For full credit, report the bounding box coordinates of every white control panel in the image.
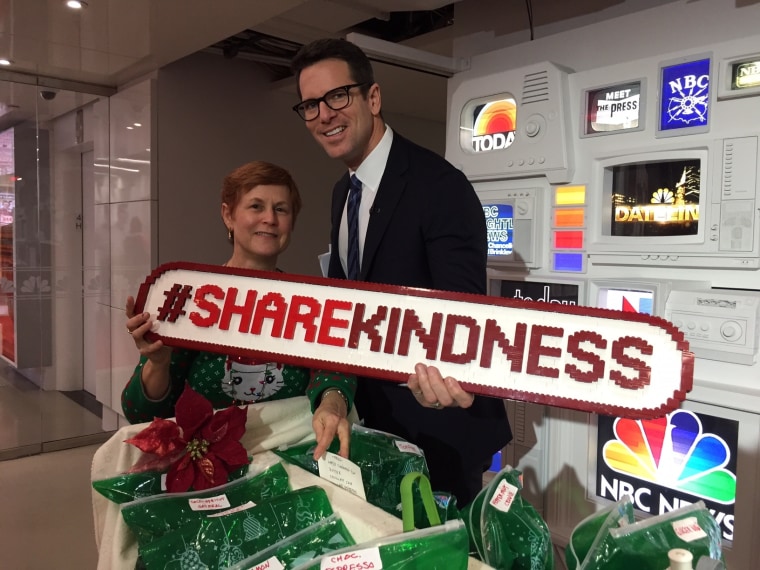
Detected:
[665,288,760,365]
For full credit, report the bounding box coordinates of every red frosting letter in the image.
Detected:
[610,336,652,389]
[190,284,223,328]
[348,304,387,351]
[526,325,563,379]
[283,295,321,342]
[250,292,287,338]
[479,319,527,371]
[317,299,352,347]
[397,310,442,360]
[440,315,480,364]
[219,287,257,332]
[565,330,606,383]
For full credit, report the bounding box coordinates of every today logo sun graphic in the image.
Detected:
[473,99,517,136]
[602,410,736,505]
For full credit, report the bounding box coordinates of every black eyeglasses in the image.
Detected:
[292,83,367,121]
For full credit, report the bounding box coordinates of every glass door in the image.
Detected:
[0,78,113,459]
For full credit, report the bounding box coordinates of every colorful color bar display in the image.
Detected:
[552,185,586,272]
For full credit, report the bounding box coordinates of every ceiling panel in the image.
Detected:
[2,0,747,127]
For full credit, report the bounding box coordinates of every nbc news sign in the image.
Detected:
[595,409,737,541]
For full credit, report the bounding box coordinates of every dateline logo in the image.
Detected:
[472,98,517,152]
[602,410,736,505]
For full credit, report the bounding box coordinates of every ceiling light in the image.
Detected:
[66,0,88,9]
[0,59,11,66]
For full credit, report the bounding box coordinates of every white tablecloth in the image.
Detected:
[90,396,491,569]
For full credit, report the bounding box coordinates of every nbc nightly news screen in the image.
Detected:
[484,204,514,256]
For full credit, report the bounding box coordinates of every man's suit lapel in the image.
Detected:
[361,136,409,280]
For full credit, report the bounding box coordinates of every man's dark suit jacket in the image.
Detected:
[327,132,512,486]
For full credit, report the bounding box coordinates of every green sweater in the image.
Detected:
[121,349,355,424]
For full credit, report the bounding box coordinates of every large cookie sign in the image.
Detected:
[135,262,693,419]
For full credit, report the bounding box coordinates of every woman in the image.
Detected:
[121,160,355,459]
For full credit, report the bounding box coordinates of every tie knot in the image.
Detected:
[350,174,362,193]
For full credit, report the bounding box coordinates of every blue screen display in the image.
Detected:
[659,58,710,133]
[484,204,514,256]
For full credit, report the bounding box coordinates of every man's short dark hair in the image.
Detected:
[291,38,375,99]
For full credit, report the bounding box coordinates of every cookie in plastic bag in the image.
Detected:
[461,465,553,570]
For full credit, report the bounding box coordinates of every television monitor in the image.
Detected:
[489,275,584,307]
[581,79,646,137]
[589,278,710,319]
[717,52,760,101]
[475,180,544,270]
[446,61,575,184]
[586,398,760,566]
[587,138,760,269]
[656,54,712,138]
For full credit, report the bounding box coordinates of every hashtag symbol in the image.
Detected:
[156,283,193,322]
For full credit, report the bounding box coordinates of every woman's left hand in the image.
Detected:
[312,392,351,460]
[407,363,475,410]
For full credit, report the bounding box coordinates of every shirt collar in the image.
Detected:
[350,125,393,191]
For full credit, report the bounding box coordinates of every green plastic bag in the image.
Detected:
[291,520,470,570]
[461,465,554,570]
[274,424,429,516]
[583,501,724,570]
[138,485,337,569]
[226,513,355,570]
[121,461,290,547]
[92,461,250,504]
[409,489,460,530]
[399,467,460,530]
[565,495,635,570]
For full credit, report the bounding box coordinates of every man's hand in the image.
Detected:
[407,363,475,410]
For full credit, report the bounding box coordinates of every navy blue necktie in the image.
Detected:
[347,174,362,280]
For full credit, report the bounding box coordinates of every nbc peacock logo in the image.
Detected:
[471,98,517,152]
[602,410,736,505]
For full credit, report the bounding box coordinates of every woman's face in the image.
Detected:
[223,184,294,268]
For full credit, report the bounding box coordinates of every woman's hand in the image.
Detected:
[311,390,351,460]
[126,295,171,365]
[407,363,475,410]
[126,295,172,399]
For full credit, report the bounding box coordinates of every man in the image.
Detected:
[291,38,511,506]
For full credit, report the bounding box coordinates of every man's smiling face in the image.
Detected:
[298,58,382,170]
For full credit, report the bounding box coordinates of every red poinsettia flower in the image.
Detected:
[125,384,249,492]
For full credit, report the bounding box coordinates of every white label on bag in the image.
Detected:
[320,547,382,570]
[394,440,423,455]
[489,479,519,513]
[207,501,256,518]
[188,494,231,511]
[160,473,167,491]
[318,452,367,501]
[250,557,285,570]
[673,516,708,542]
